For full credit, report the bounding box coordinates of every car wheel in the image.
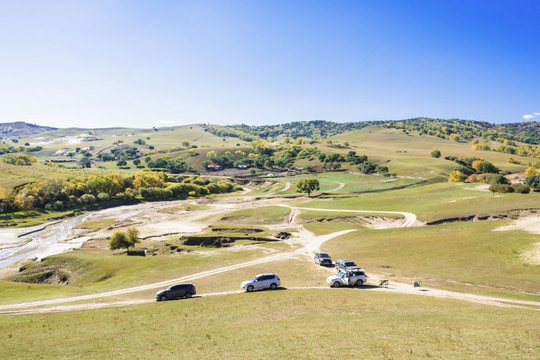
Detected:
[160,295,167,301]
[247,285,254,292]
[356,280,364,286]
[270,283,277,290]
[333,282,341,288]
[184,292,192,299]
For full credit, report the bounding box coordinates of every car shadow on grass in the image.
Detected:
[348,284,380,290]
[243,287,288,293]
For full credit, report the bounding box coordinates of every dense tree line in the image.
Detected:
[0,171,238,214]
[0,142,43,155]
[204,119,540,145]
[445,155,499,177]
[2,154,38,165]
[385,118,540,145]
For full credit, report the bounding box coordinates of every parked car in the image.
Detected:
[335,259,359,272]
[241,273,281,292]
[314,252,332,266]
[326,269,368,288]
[156,283,196,301]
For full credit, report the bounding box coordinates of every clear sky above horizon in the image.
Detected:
[1,0,539,128]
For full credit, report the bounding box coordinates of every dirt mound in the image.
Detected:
[11,263,73,285]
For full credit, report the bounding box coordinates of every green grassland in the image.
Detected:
[0,208,79,228]
[280,171,425,194]
[216,206,291,225]
[0,241,283,303]
[1,290,538,359]
[304,182,540,223]
[22,124,229,160]
[315,221,540,298]
[326,126,530,179]
[1,122,539,359]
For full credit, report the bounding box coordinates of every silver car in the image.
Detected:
[326,270,367,287]
[241,273,281,292]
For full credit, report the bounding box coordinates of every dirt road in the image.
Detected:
[0,193,538,315]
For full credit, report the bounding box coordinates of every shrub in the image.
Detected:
[109,232,129,250]
[97,193,110,202]
[139,187,172,199]
[430,150,441,158]
[489,184,513,194]
[484,174,509,185]
[524,175,540,191]
[79,194,96,204]
[465,174,480,183]
[448,171,467,182]
[511,183,530,194]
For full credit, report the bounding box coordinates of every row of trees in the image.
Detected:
[205,119,539,146]
[2,154,38,165]
[0,170,238,213]
[0,142,43,155]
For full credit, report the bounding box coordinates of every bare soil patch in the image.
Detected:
[494,214,540,265]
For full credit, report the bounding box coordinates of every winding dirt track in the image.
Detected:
[327,181,345,192]
[0,194,538,315]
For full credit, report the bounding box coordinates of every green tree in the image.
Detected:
[296,178,320,197]
[430,150,441,158]
[109,231,130,250]
[524,175,540,191]
[109,228,140,250]
[448,170,467,182]
[126,227,140,246]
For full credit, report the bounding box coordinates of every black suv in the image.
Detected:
[156,283,196,301]
[314,252,332,266]
[335,259,358,272]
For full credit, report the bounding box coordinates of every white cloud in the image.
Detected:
[522,113,540,120]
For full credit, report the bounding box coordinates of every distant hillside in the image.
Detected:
[0,121,57,138]
[205,118,540,145]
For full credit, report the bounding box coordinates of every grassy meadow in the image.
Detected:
[315,221,540,299]
[1,290,538,359]
[1,123,540,359]
[303,182,540,223]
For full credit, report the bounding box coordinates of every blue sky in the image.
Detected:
[0,0,539,128]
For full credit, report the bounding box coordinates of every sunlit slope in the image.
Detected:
[20,124,228,161]
[304,182,540,223]
[326,126,529,180]
[1,291,538,359]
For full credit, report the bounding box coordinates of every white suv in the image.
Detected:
[241,273,281,292]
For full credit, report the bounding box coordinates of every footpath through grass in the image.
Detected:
[0,290,538,359]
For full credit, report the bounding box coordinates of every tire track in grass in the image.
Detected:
[2,203,538,314]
